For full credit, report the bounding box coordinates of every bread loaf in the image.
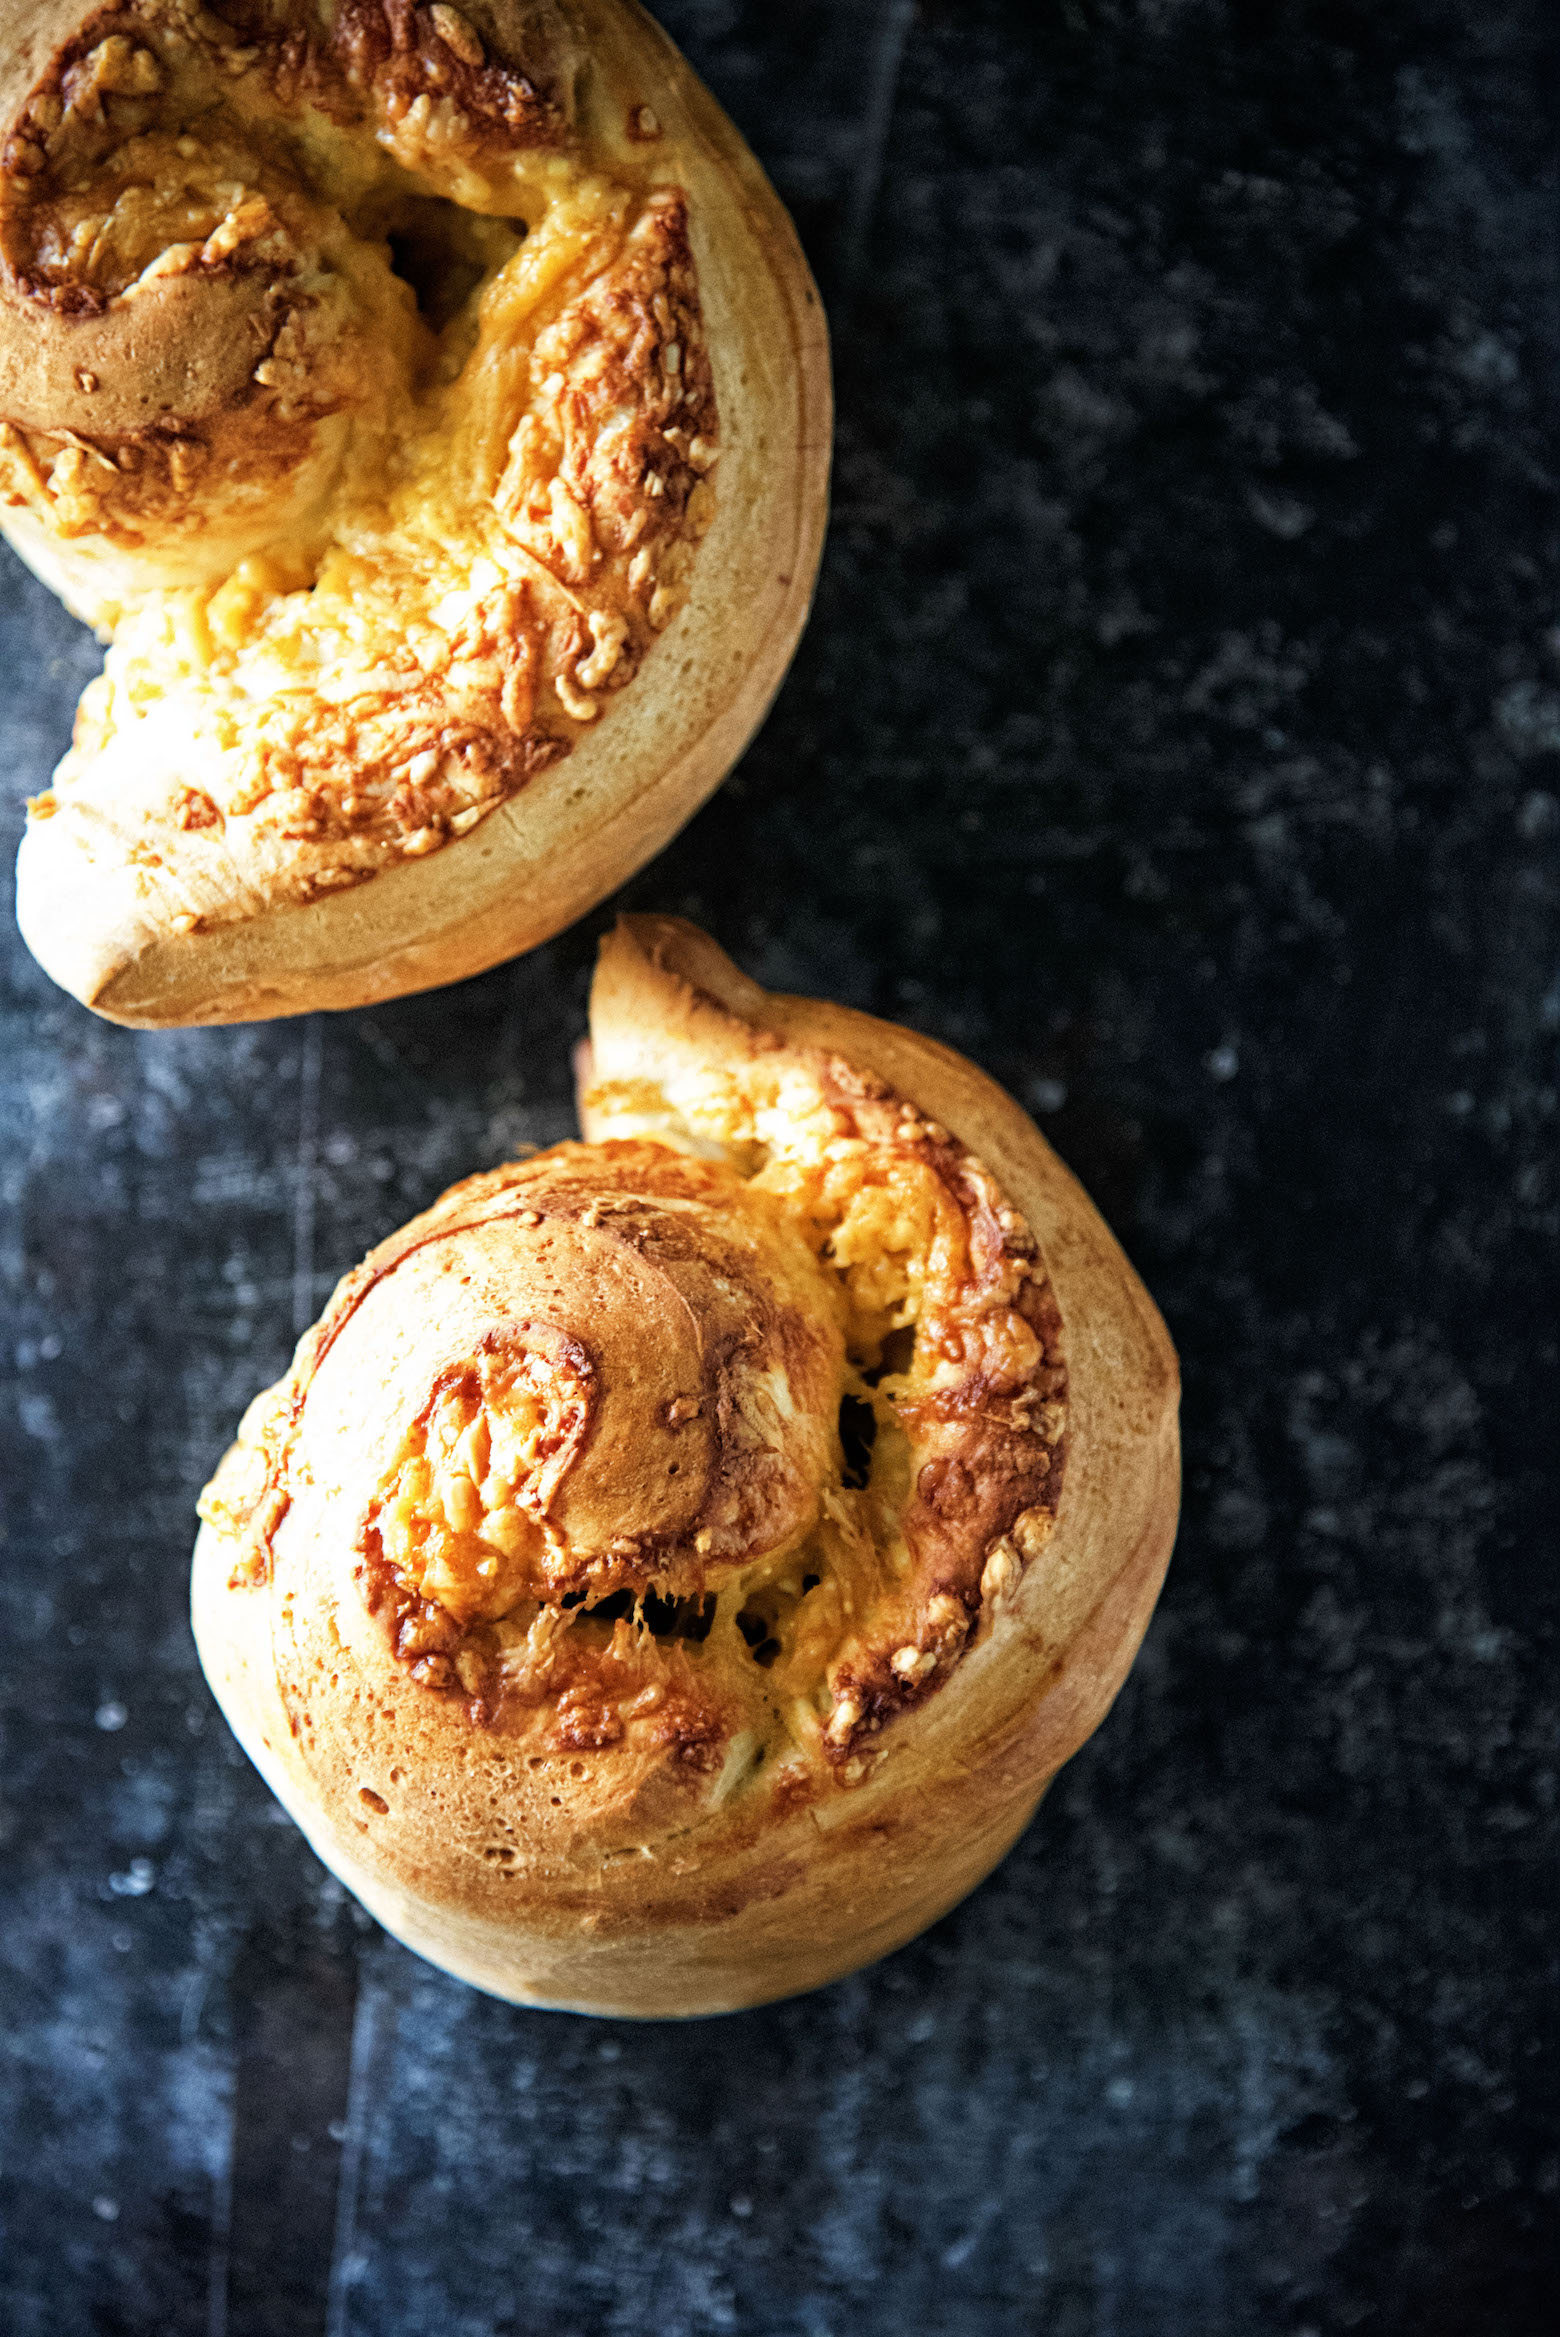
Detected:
[193,917,1180,2014]
[2,4,828,1023]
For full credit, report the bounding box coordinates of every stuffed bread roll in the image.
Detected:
[193,917,1180,2014]
[2,3,828,1023]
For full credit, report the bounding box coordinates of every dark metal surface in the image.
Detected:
[2,3,1556,2330]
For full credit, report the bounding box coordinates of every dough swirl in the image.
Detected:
[194,918,1179,2015]
[2,5,828,1022]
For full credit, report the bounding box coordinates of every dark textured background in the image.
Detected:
[2,2,1557,2330]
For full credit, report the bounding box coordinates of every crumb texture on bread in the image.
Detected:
[193,920,1179,2014]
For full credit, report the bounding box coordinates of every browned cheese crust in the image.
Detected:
[193,919,1180,2014]
[3,5,829,1021]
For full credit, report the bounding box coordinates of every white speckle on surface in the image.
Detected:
[1496,681,1560,759]
[1247,487,1315,539]
[19,1392,59,1440]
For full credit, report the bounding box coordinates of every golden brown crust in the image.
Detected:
[192,918,1180,2015]
[4,2,829,1022]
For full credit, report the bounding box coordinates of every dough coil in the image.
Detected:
[1,3,828,1023]
[194,916,1181,2014]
